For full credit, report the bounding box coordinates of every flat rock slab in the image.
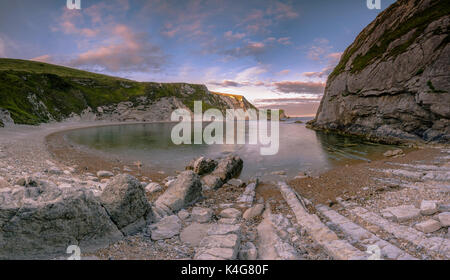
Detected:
[219,208,242,219]
[191,207,213,223]
[383,205,421,222]
[437,212,450,227]
[149,215,181,240]
[415,219,442,233]
[180,223,211,246]
[207,224,241,236]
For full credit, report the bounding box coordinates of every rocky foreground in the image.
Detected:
[0,123,449,260]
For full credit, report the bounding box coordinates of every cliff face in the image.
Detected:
[0,59,255,125]
[309,0,450,143]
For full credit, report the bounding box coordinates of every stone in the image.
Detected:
[191,207,213,223]
[219,208,242,219]
[415,219,442,233]
[420,200,438,215]
[208,224,241,236]
[149,215,182,240]
[438,212,450,227]
[243,204,265,220]
[154,171,202,212]
[201,175,223,190]
[384,205,421,222]
[227,179,245,188]
[383,149,404,157]
[211,156,243,182]
[145,182,162,194]
[239,242,258,260]
[180,223,211,246]
[97,171,114,178]
[0,182,123,259]
[99,174,153,235]
[218,218,239,224]
[196,248,235,260]
[186,157,217,175]
[177,209,190,220]
[200,234,240,250]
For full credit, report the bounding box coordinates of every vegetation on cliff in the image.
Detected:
[0,59,252,125]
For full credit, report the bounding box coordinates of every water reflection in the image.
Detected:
[66,119,392,180]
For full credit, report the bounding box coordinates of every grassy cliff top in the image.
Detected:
[0,58,238,125]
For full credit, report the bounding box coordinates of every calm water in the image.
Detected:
[65,118,394,181]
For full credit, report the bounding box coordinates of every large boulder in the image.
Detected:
[211,156,243,182]
[154,171,202,212]
[0,180,123,260]
[186,157,217,175]
[99,174,153,235]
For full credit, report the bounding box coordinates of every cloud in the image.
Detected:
[31,55,53,63]
[239,1,298,34]
[222,41,266,58]
[307,38,332,61]
[210,80,248,87]
[69,24,165,72]
[272,81,325,94]
[278,69,291,75]
[224,31,246,40]
[302,52,343,79]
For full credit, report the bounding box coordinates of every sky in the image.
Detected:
[0,0,396,116]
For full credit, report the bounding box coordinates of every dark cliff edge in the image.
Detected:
[308,0,449,144]
[0,58,256,126]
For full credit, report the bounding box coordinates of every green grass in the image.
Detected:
[0,59,234,125]
[329,0,450,80]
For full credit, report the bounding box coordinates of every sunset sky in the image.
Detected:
[0,0,396,116]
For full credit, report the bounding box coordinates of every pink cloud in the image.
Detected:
[272,81,325,94]
[70,24,165,72]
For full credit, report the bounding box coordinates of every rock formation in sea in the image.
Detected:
[308,0,449,143]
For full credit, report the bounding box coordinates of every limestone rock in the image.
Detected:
[219,208,242,219]
[415,219,442,233]
[438,212,450,227]
[97,171,114,178]
[0,182,123,259]
[191,207,213,223]
[149,215,181,240]
[211,156,243,182]
[308,0,450,143]
[186,157,217,175]
[420,200,438,215]
[154,171,202,212]
[201,175,223,190]
[383,205,421,222]
[99,174,153,235]
[145,182,162,194]
[180,223,211,246]
[243,204,265,220]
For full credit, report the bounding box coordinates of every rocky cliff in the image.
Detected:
[0,59,256,126]
[308,0,449,143]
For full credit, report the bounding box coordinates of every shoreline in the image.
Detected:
[1,121,449,260]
